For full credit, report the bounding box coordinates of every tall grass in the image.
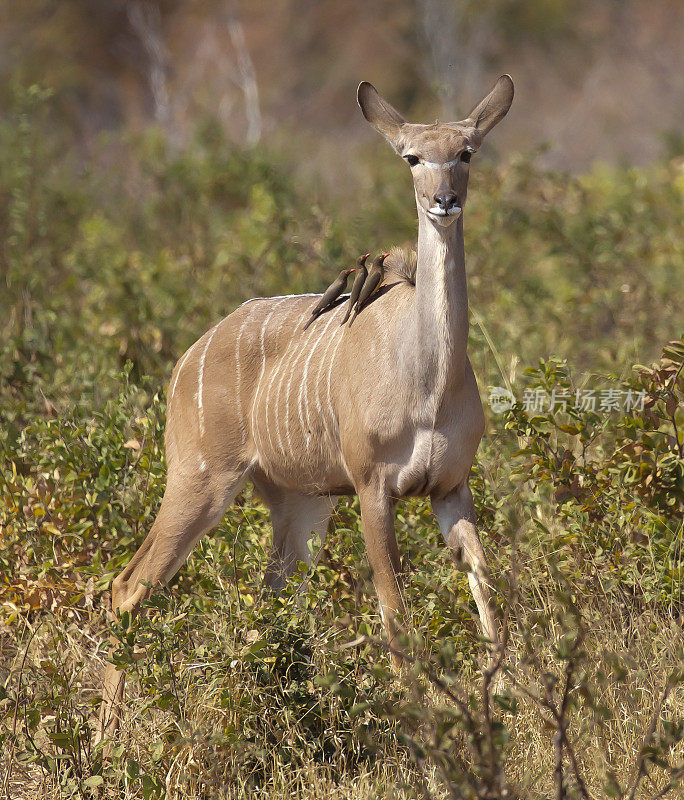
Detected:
[0,86,682,798]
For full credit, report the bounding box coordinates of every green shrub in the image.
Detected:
[1,84,682,798]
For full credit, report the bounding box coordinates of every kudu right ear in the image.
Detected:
[357,82,406,152]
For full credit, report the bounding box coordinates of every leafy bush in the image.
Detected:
[1,85,683,798]
[503,337,684,611]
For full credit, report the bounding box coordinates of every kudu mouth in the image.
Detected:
[425,204,463,226]
[415,191,464,226]
[419,188,464,226]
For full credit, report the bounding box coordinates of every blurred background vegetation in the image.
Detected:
[0,1,683,798]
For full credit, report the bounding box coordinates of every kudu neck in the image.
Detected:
[412,206,469,383]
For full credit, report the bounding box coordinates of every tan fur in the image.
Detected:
[384,246,417,286]
[97,75,514,744]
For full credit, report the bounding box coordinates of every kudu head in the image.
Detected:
[358,76,514,228]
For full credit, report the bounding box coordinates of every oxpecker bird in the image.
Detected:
[303,266,356,330]
[348,252,388,326]
[340,253,369,325]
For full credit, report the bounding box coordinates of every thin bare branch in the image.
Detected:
[2,621,43,800]
[226,3,261,145]
[628,682,672,800]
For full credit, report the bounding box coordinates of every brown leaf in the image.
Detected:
[124,439,141,451]
[40,389,56,418]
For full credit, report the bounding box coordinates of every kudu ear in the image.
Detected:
[357,81,406,151]
[462,75,514,136]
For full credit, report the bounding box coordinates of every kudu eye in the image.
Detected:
[460,150,472,163]
[404,154,420,167]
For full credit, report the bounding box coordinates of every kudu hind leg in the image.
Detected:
[255,479,333,591]
[97,468,246,743]
[432,484,499,648]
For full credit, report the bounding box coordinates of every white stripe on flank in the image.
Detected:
[198,325,219,438]
[300,309,339,445]
[284,303,321,454]
[170,343,195,400]
[273,327,301,457]
[296,319,328,447]
[251,299,287,455]
[314,306,344,444]
[240,292,321,308]
[263,306,298,456]
[234,313,252,425]
[326,325,345,443]
[256,304,288,455]
[270,296,321,456]
[272,333,297,457]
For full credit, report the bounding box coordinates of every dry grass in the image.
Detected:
[2,519,682,800]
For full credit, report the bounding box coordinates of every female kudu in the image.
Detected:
[98,75,514,740]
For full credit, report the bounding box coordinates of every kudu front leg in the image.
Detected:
[432,484,499,649]
[357,485,404,666]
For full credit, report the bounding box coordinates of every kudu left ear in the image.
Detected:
[357,81,406,152]
[461,75,514,136]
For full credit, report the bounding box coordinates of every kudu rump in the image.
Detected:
[98,75,515,739]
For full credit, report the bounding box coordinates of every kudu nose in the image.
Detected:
[433,191,459,211]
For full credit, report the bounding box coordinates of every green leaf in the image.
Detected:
[349,701,371,717]
[126,759,140,781]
